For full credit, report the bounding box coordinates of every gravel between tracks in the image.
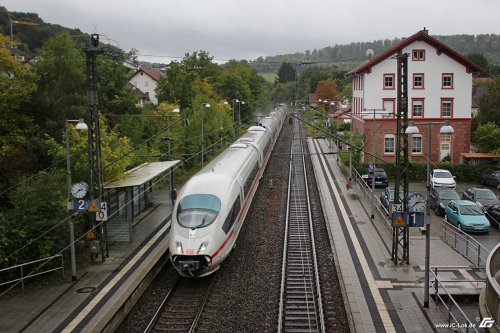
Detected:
[121,114,349,332]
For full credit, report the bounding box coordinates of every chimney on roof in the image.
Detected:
[422,27,428,34]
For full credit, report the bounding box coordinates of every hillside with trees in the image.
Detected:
[250,34,500,75]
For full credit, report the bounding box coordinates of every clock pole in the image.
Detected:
[65,119,88,281]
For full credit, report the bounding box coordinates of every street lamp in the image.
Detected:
[201,103,211,167]
[405,120,454,308]
[65,119,88,281]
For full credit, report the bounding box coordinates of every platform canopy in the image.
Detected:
[104,161,181,189]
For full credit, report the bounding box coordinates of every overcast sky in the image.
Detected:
[3,0,499,63]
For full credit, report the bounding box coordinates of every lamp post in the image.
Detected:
[349,110,353,179]
[65,119,88,281]
[201,103,211,167]
[405,120,454,308]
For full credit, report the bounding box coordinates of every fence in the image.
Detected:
[431,266,483,333]
[484,243,500,332]
[0,254,64,293]
[441,221,490,267]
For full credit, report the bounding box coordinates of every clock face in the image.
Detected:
[406,192,427,212]
[71,181,89,199]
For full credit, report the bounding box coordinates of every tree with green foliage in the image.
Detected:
[277,62,296,83]
[473,122,500,154]
[477,76,500,127]
[30,32,86,139]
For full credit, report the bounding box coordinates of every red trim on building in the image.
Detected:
[411,98,425,118]
[412,49,426,61]
[440,98,454,117]
[382,98,396,114]
[442,73,454,89]
[347,30,483,76]
[412,73,425,89]
[383,73,395,90]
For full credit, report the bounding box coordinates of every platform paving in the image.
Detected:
[308,138,485,333]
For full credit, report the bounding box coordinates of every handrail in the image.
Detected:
[484,243,500,331]
[431,266,480,332]
[441,220,490,267]
[0,254,64,292]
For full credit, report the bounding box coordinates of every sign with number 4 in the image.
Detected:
[96,202,107,221]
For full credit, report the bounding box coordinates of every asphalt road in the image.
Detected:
[372,180,499,252]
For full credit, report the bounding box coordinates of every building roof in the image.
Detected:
[104,161,182,188]
[347,29,484,76]
[129,67,163,82]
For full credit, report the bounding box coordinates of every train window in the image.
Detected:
[244,162,259,196]
[222,195,241,234]
[176,194,221,229]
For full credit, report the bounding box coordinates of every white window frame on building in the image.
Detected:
[383,73,395,90]
[384,134,395,154]
[412,49,425,61]
[412,98,424,117]
[413,73,425,89]
[441,98,453,117]
[411,134,423,154]
[442,73,454,89]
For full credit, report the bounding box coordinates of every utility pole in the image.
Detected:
[85,34,107,261]
[392,53,410,265]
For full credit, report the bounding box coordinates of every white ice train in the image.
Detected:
[169,105,287,277]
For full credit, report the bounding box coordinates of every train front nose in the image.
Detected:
[172,255,212,276]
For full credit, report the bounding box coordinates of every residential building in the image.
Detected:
[347,29,483,164]
[128,67,163,105]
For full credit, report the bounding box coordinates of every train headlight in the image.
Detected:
[197,241,209,255]
[175,241,184,254]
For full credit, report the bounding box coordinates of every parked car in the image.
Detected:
[481,170,500,189]
[461,187,500,210]
[362,165,388,188]
[485,203,500,228]
[444,200,490,233]
[379,187,404,213]
[430,169,456,189]
[429,188,460,216]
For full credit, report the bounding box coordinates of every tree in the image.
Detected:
[476,76,500,126]
[473,122,500,154]
[315,80,338,101]
[277,62,296,83]
[31,32,86,139]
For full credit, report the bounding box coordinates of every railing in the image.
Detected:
[441,220,490,267]
[484,243,500,332]
[431,266,482,333]
[0,254,64,292]
[349,166,393,231]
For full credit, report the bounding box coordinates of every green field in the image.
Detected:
[259,72,277,83]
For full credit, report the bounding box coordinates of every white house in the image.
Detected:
[347,29,483,164]
[128,67,163,105]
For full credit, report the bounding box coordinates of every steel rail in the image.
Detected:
[143,274,215,333]
[278,114,325,332]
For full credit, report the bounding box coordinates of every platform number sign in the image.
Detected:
[391,203,403,213]
[96,202,108,221]
[72,199,88,212]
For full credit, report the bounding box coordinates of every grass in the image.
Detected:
[259,72,277,84]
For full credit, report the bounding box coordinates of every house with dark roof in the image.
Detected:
[347,29,483,164]
[128,67,164,105]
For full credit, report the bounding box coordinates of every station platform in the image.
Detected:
[308,138,485,333]
[0,200,173,333]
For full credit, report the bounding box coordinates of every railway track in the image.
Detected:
[144,274,215,333]
[278,114,325,332]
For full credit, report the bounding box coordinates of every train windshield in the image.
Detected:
[176,194,221,229]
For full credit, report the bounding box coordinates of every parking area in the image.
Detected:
[369,180,500,252]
